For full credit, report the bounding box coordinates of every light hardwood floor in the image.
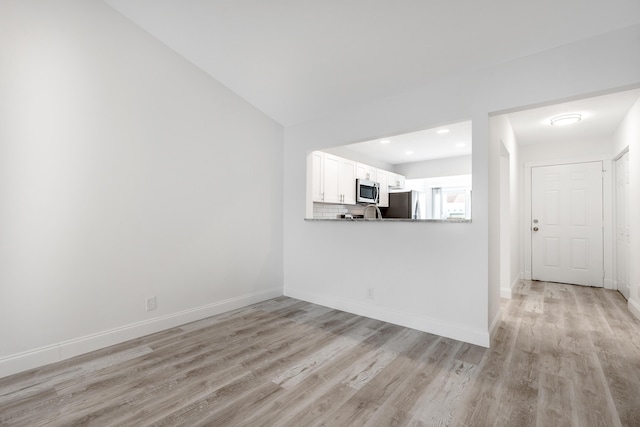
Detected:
[2,281,640,426]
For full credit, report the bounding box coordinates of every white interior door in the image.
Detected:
[616,152,630,299]
[531,162,603,286]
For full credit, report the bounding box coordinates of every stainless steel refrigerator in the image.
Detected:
[384,190,426,219]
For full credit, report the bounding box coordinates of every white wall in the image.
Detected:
[323,146,394,171]
[613,97,640,319]
[488,115,520,306]
[519,137,614,164]
[283,24,640,348]
[0,0,283,377]
[395,155,471,179]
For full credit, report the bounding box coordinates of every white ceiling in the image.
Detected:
[506,89,640,146]
[104,0,640,127]
[341,121,472,165]
[337,88,640,165]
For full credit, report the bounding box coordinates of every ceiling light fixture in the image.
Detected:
[405,150,414,155]
[437,129,450,134]
[550,114,581,126]
[379,139,391,144]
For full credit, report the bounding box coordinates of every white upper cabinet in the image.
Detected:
[376,169,389,207]
[313,152,356,205]
[311,151,324,202]
[388,172,405,189]
[312,151,403,206]
[356,163,377,182]
[340,158,357,205]
[323,153,342,203]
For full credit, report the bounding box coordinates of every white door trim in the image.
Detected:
[524,155,613,288]
[614,147,631,298]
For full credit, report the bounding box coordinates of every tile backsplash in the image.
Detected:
[313,203,372,219]
[313,203,349,219]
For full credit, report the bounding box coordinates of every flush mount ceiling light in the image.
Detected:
[405,150,414,155]
[550,114,582,126]
[437,129,450,134]
[379,139,391,144]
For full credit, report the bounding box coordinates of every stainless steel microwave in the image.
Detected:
[356,179,380,204]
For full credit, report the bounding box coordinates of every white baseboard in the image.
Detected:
[0,287,282,379]
[500,274,521,299]
[489,307,502,339]
[604,278,614,290]
[629,298,640,322]
[284,288,490,348]
[524,270,531,280]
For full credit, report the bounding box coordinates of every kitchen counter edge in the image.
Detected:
[304,218,472,223]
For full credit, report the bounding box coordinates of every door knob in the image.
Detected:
[533,227,539,231]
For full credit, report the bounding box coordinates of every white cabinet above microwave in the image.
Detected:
[356,163,377,182]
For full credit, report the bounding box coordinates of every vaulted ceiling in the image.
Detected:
[104,0,640,127]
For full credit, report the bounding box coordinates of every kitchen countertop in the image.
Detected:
[305,218,471,223]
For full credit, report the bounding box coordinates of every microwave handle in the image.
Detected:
[374,185,379,204]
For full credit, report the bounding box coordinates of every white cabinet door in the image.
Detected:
[311,151,324,202]
[377,169,389,207]
[323,153,341,204]
[312,153,356,205]
[341,159,357,205]
[388,172,405,189]
[357,163,377,182]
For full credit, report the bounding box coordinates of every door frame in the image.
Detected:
[523,155,613,288]
[614,146,630,297]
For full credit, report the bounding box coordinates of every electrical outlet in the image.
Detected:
[146,296,157,312]
[367,287,374,299]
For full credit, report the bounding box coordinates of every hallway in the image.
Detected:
[456,280,640,425]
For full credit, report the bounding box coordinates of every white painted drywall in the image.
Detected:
[0,0,283,377]
[519,137,614,164]
[488,115,520,305]
[394,155,472,179]
[323,146,394,171]
[284,25,640,347]
[613,97,640,319]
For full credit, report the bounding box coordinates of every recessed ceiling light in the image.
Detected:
[405,150,414,155]
[550,114,581,126]
[379,139,391,144]
[437,129,450,134]
[456,143,466,148]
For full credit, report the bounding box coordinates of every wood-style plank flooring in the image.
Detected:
[2,281,640,426]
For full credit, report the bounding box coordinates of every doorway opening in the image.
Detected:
[492,87,640,299]
[530,161,604,287]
